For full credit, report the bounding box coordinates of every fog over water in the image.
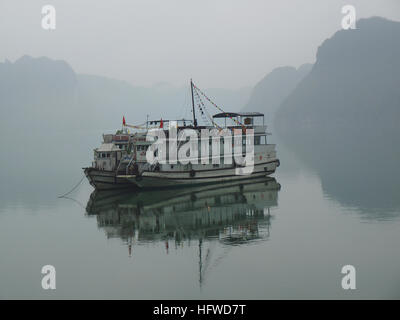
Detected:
[1,1,400,299]
[1,0,400,88]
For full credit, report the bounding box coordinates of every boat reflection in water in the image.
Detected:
[86,177,281,286]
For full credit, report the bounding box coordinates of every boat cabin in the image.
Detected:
[103,133,130,151]
[212,112,269,145]
[212,112,265,127]
[93,143,123,171]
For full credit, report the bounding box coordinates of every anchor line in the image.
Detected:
[57,175,85,198]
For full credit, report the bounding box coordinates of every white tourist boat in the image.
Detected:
[84,81,280,189]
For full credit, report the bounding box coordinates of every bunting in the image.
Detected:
[192,82,246,130]
[193,87,222,130]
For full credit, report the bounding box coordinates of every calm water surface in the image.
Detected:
[1,141,400,299]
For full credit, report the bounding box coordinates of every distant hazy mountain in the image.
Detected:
[242,64,312,123]
[274,17,400,216]
[77,75,251,129]
[0,55,250,132]
[0,55,250,201]
[276,17,400,131]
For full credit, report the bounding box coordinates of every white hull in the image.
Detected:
[119,160,279,189]
[85,159,279,190]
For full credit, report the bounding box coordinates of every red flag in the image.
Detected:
[123,116,126,126]
[160,118,163,128]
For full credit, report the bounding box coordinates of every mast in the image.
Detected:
[198,238,203,288]
[190,79,197,127]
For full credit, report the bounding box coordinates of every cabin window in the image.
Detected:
[107,153,110,158]
[261,136,267,145]
[137,145,148,151]
[254,136,261,145]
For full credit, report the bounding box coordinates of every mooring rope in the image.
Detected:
[57,175,85,198]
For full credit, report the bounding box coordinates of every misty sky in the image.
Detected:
[1,0,399,88]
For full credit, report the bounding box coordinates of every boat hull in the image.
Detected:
[85,160,279,190]
[84,167,134,190]
[120,160,279,189]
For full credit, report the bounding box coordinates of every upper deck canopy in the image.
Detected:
[212,112,264,118]
[96,143,121,152]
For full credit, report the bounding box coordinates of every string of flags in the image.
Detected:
[122,116,147,129]
[121,81,245,131]
[121,117,165,130]
[193,88,222,130]
[192,82,246,130]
